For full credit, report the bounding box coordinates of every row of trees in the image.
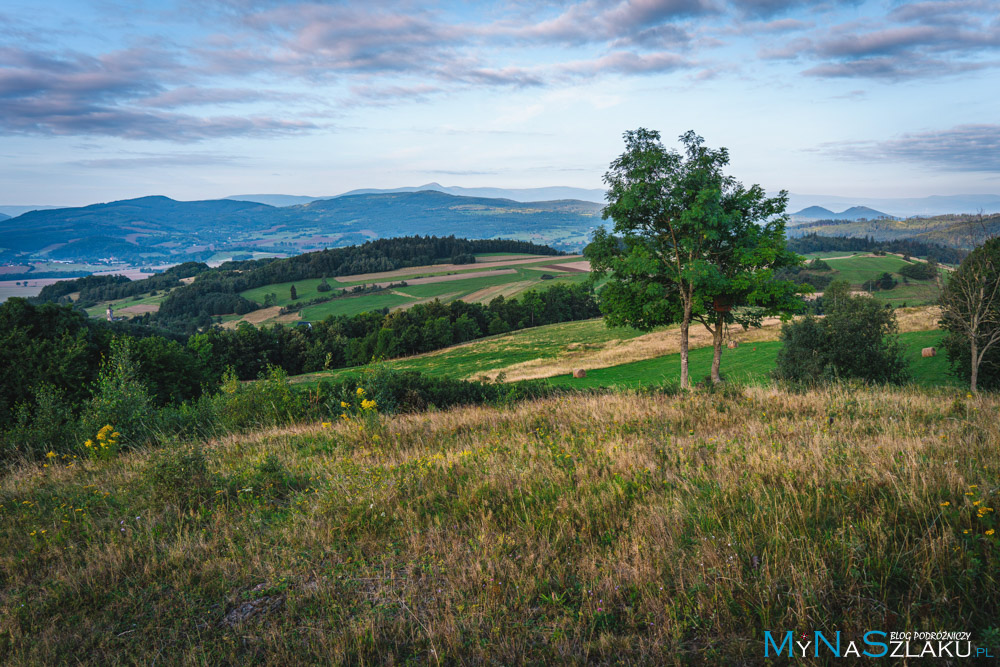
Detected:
[786,233,966,265]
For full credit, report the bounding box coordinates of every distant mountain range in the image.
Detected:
[784,193,1000,218]
[0,190,603,264]
[226,183,607,206]
[0,212,9,222]
[790,205,892,222]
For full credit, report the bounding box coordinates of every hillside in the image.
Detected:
[2,384,996,663]
[790,213,1000,249]
[294,306,945,387]
[0,191,604,265]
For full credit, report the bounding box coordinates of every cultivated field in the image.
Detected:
[1,385,996,663]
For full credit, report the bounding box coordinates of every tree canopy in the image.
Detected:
[586,128,803,387]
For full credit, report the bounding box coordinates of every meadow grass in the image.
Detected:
[1,384,997,663]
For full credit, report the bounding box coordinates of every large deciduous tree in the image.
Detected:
[941,237,1000,393]
[586,128,803,388]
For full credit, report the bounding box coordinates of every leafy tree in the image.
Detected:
[587,128,802,386]
[941,238,1000,392]
[775,281,908,384]
[316,277,332,293]
[290,284,298,300]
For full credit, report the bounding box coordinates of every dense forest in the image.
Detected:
[1,282,597,431]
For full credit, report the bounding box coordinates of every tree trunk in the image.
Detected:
[971,340,978,393]
[680,297,692,389]
[710,314,724,384]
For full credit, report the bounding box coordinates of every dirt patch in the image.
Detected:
[116,303,159,315]
[221,306,292,329]
[180,276,196,284]
[464,281,535,303]
[335,256,582,283]
[546,261,591,273]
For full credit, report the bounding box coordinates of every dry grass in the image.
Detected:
[1,384,997,664]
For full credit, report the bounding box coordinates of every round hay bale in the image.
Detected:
[572,368,587,379]
[726,341,739,349]
[921,347,936,358]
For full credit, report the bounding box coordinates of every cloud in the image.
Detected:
[824,124,1000,172]
[561,50,692,75]
[761,10,1000,80]
[0,46,319,141]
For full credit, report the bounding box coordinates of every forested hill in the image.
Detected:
[1,191,603,263]
[788,212,1000,249]
[34,236,565,329]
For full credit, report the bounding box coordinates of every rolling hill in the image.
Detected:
[0,191,604,264]
[0,212,9,222]
[789,213,1000,249]
[227,183,608,206]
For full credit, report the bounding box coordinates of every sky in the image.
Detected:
[1,0,999,206]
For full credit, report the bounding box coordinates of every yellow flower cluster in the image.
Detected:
[361,398,377,411]
[84,425,120,459]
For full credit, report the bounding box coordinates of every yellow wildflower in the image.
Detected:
[940,502,950,507]
[46,451,56,459]
[356,387,365,397]
[987,529,996,536]
[321,422,331,428]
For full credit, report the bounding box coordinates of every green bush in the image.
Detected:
[1,384,80,464]
[80,337,156,448]
[898,260,938,281]
[775,281,908,384]
[213,365,304,433]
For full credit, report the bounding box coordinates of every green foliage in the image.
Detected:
[807,258,832,271]
[1,384,80,463]
[898,260,938,281]
[80,338,156,448]
[587,128,803,385]
[775,281,909,384]
[941,238,1000,391]
[214,366,303,433]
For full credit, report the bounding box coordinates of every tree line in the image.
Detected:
[0,282,597,425]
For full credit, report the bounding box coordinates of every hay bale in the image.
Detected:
[726,341,739,349]
[572,368,587,379]
[921,347,936,358]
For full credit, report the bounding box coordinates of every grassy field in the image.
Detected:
[234,259,589,325]
[294,307,946,388]
[2,384,997,663]
[547,329,955,389]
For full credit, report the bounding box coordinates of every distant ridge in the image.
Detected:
[227,183,607,206]
[791,205,892,222]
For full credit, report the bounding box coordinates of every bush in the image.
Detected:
[213,366,304,433]
[80,338,156,448]
[898,260,938,281]
[1,384,80,464]
[775,281,908,384]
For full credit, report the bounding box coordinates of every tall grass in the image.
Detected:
[1,384,996,663]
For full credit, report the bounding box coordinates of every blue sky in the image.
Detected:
[1,0,999,206]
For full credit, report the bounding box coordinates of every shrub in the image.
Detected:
[80,337,156,448]
[0,384,80,464]
[899,261,937,281]
[775,281,908,384]
[213,366,303,433]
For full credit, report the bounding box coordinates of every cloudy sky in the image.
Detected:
[2,0,999,206]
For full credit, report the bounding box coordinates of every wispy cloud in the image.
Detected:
[824,124,1000,172]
